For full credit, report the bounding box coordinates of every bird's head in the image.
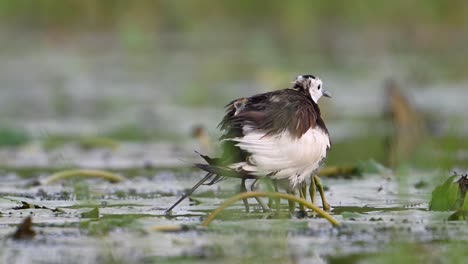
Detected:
[292,74,331,103]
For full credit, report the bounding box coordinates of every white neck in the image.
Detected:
[310,88,321,103]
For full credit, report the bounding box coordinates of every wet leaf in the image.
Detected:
[81,207,100,219]
[341,211,362,220]
[448,210,467,221]
[13,201,63,213]
[429,175,460,211]
[463,191,468,210]
[80,215,143,236]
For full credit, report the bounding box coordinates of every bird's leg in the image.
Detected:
[240,178,249,213]
[299,182,307,212]
[273,181,280,212]
[266,180,281,213]
[296,182,308,218]
[165,172,214,214]
[250,179,270,212]
[313,175,331,211]
[267,179,275,208]
[309,174,317,205]
[286,188,296,214]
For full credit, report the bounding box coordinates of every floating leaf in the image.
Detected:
[13,201,63,213]
[42,169,126,185]
[81,207,100,219]
[80,215,143,236]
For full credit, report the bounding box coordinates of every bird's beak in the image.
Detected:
[323,90,332,98]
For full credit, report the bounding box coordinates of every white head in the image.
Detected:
[292,74,331,103]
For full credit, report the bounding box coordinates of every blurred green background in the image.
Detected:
[0,0,467,168]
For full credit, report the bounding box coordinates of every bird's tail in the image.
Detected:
[165,172,215,214]
[195,163,254,179]
[165,153,256,213]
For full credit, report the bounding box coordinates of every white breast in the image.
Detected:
[228,126,330,188]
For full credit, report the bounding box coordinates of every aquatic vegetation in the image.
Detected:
[429,174,467,212]
[81,207,100,219]
[200,192,340,227]
[80,215,144,236]
[42,169,126,185]
[0,127,29,147]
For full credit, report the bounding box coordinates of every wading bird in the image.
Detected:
[166,74,332,213]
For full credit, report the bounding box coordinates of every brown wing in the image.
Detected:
[216,89,323,165]
[219,89,319,139]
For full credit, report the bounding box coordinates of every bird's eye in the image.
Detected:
[318,84,321,90]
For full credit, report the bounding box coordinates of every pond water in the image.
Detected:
[1,168,466,263]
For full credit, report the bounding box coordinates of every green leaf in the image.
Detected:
[462,191,468,211]
[81,207,99,219]
[429,175,460,211]
[448,193,468,221]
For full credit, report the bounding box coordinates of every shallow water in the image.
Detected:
[1,166,467,263]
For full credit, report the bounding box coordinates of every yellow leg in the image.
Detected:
[297,183,308,217]
[273,181,280,212]
[299,183,307,212]
[313,175,330,211]
[287,189,295,213]
[250,179,270,212]
[309,174,317,205]
[267,179,276,209]
[240,178,249,212]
